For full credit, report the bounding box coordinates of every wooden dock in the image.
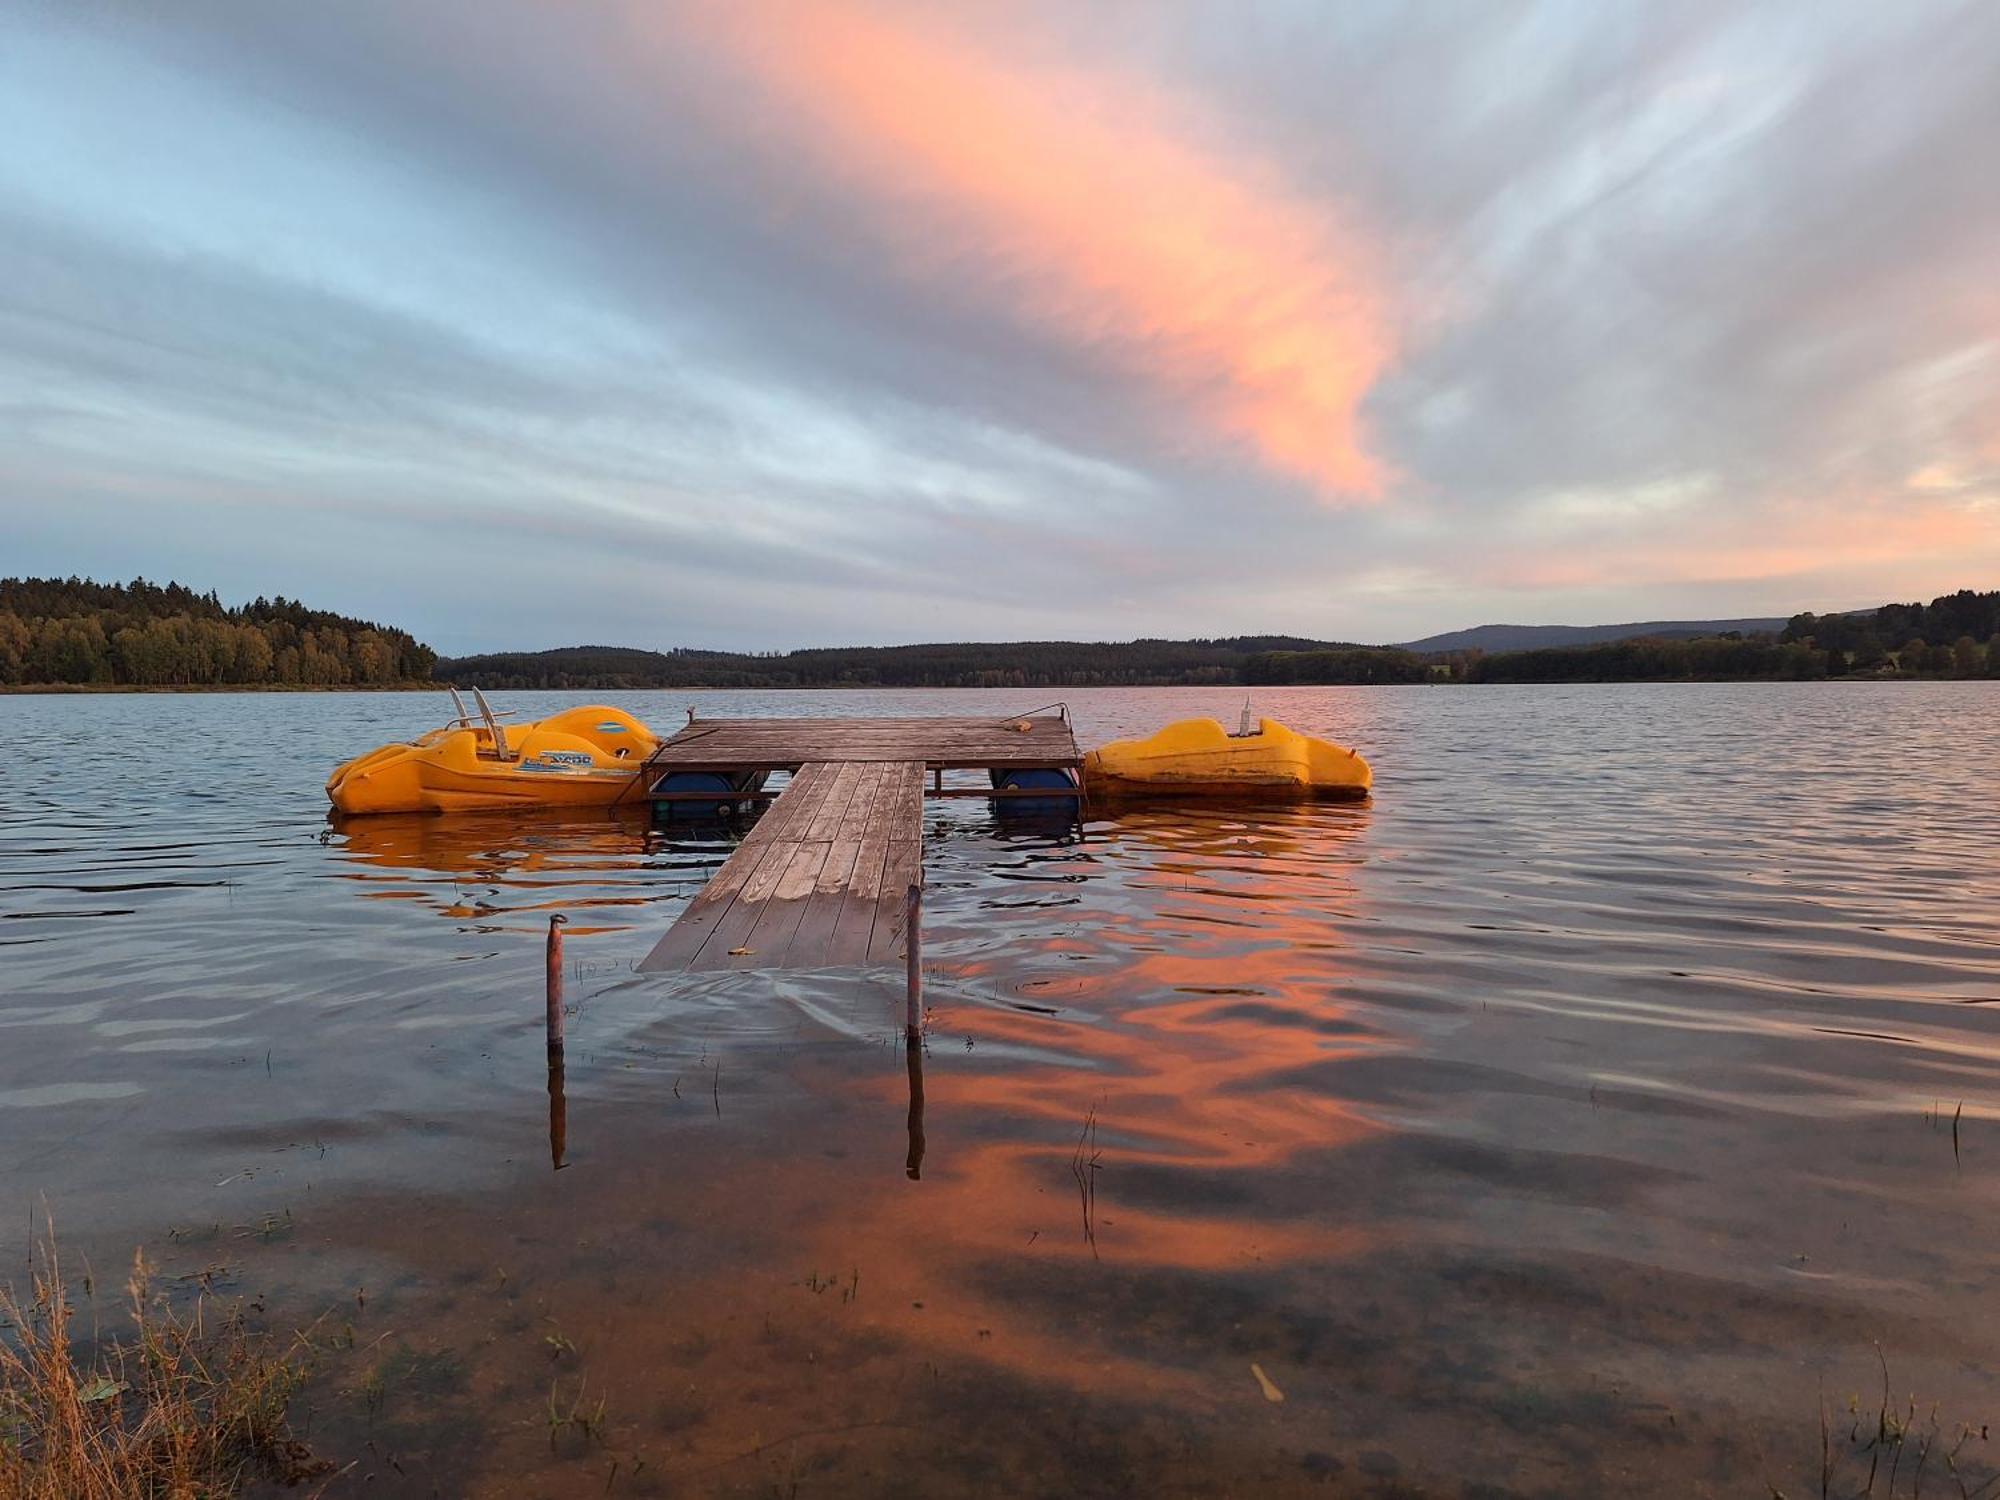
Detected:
[637,714,1080,977]
[642,714,1080,779]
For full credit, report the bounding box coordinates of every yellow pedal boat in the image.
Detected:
[1083,713,1371,799]
[327,690,660,815]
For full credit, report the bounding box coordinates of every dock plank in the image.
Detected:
[784,839,863,968]
[721,844,830,971]
[825,762,921,968]
[647,715,1079,774]
[637,765,828,970]
[801,761,861,844]
[868,833,924,965]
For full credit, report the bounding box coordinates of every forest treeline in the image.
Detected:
[1449,588,2000,684]
[1241,648,1430,685]
[8,578,1996,690]
[442,589,2000,689]
[0,577,437,687]
[435,637,1350,690]
[1780,589,1999,666]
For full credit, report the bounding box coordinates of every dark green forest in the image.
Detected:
[0,577,436,687]
[443,590,1997,689]
[435,636,1357,689]
[1470,636,1834,683]
[1241,648,1430,685]
[1779,589,2000,674]
[6,577,1995,690]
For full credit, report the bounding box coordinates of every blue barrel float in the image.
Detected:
[653,768,769,822]
[988,767,1083,820]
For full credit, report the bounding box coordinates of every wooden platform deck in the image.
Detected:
[637,760,925,973]
[645,714,1080,775]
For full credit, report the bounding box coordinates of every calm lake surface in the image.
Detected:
[4,683,1998,1497]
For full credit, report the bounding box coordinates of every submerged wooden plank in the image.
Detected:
[638,766,824,972]
[680,820,809,969]
[639,762,839,949]
[718,843,830,971]
[785,839,863,968]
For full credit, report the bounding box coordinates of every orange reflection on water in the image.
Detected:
[755,800,1387,1400]
[327,809,672,930]
[303,798,1398,1490]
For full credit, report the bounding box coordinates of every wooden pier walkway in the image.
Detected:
[637,714,1079,976]
[638,760,924,972]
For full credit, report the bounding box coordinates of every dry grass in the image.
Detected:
[0,1232,328,1498]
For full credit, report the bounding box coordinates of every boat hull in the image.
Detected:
[328,705,659,815]
[1082,717,1371,800]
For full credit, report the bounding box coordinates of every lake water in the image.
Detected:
[3,683,1998,1497]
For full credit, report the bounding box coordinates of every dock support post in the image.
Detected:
[545,913,568,1052]
[904,1031,925,1180]
[904,883,923,1040]
[547,1048,567,1170]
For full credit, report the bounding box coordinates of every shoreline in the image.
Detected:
[2,674,1979,695]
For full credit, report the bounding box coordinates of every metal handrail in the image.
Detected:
[431,687,518,732]
[470,685,514,760]
[1006,701,1070,724]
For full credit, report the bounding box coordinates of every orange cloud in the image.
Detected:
[650,2,1395,499]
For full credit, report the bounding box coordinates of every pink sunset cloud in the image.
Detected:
[645,0,1397,500]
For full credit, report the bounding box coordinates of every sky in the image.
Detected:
[1,1,1995,655]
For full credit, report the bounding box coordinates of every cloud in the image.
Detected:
[629,0,1396,500]
[0,1,1995,650]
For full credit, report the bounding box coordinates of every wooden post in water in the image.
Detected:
[547,1048,567,1171]
[904,882,923,1041]
[904,1032,925,1180]
[545,913,568,1052]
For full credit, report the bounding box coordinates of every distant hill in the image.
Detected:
[441,591,1998,690]
[1425,589,1996,683]
[1399,618,1789,653]
[437,636,1366,690]
[439,644,691,688]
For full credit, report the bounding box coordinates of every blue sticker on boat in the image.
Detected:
[596,722,626,733]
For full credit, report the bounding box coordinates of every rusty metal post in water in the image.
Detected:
[545,913,568,1052]
[904,883,922,1040]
